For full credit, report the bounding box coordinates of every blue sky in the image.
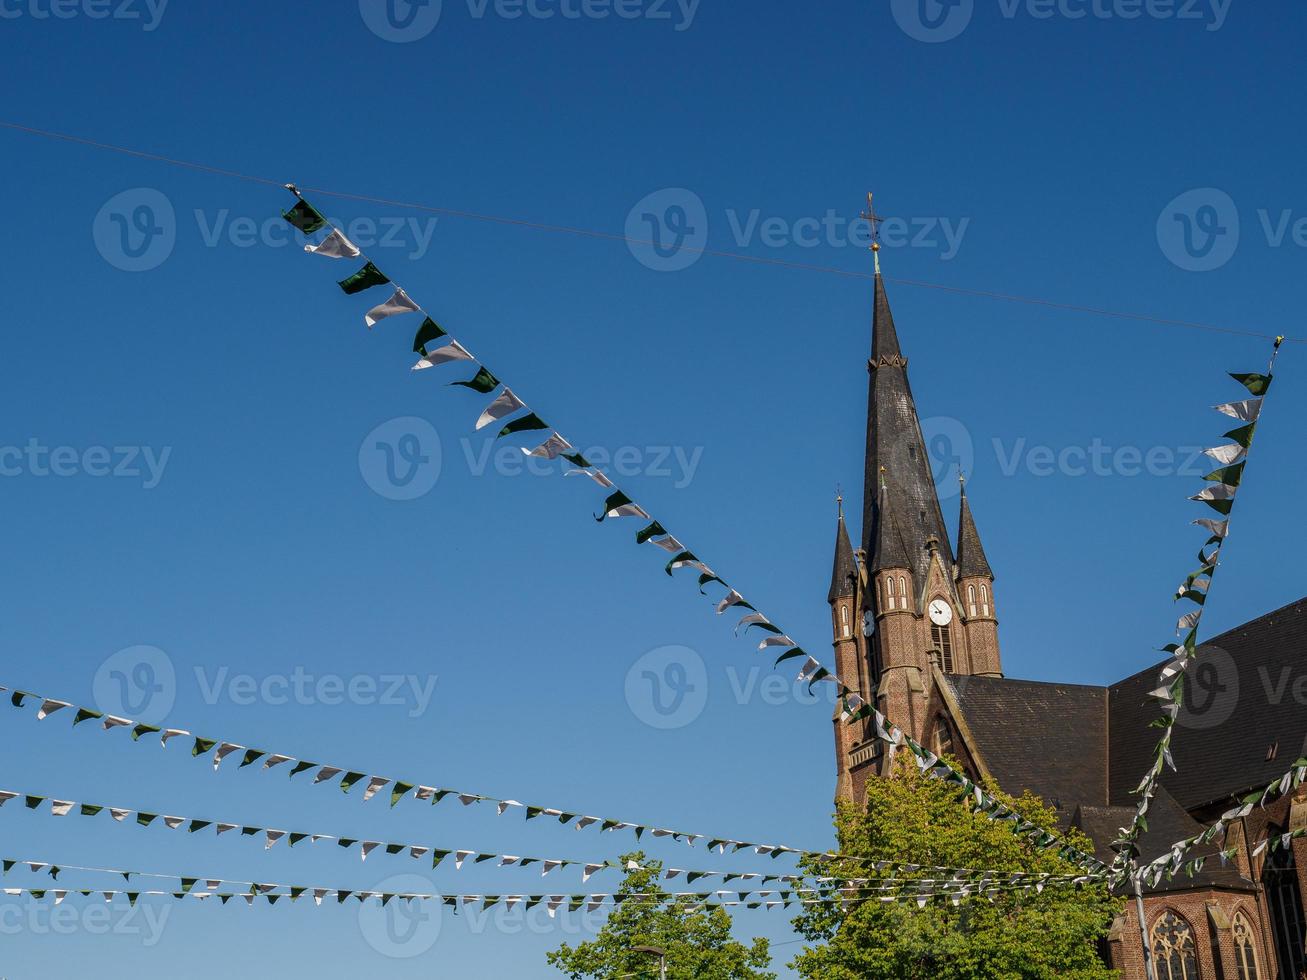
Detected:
[1,0,1304,975]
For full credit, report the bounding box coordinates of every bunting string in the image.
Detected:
[0,855,1098,912]
[0,683,896,867]
[278,188,1107,878]
[0,784,1068,886]
[1109,342,1284,884]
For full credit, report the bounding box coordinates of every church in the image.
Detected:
[826,266,1307,979]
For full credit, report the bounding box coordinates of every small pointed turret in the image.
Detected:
[828,493,858,604]
[956,479,994,580]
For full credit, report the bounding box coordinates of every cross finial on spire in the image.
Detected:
[959,470,967,493]
[836,484,844,518]
[861,192,885,274]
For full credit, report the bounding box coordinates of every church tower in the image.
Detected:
[830,205,1003,798]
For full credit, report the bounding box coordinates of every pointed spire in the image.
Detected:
[956,478,994,580]
[861,246,955,591]
[828,491,858,604]
[869,472,910,574]
[871,271,904,364]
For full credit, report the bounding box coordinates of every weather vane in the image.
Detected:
[861,192,885,273]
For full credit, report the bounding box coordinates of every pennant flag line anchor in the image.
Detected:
[275,187,1109,879]
[1110,341,1284,886]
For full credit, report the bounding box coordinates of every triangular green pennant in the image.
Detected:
[449,367,499,393]
[239,749,266,768]
[289,833,308,847]
[240,827,261,837]
[73,707,103,726]
[385,844,405,856]
[289,760,316,778]
[432,850,450,868]
[337,261,389,295]
[597,491,636,523]
[698,572,725,593]
[561,449,592,469]
[136,812,157,827]
[1224,423,1256,449]
[498,413,548,439]
[1230,372,1272,396]
[338,838,358,849]
[192,738,217,757]
[282,199,327,235]
[180,878,197,894]
[1204,462,1245,487]
[10,691,29,708]
[665,550,697,575]
[340,772,365,794]
[130,724,160,742]
[412,317,447,354]
[774,647,808,667]
[80,804,103,817]
[24,796,44,809]
[188,820,211,833]
[636,521,667,544]
[390,782,415,807]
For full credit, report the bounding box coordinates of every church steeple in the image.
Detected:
[861,266,956,599]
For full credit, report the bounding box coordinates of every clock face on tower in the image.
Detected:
[928,599,953,626]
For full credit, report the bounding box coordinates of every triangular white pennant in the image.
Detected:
[304,228,361,259]
[475,388,526,431]
[412,341,473,371]
[364,287,422,329]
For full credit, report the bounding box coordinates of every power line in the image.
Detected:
[1,119,1297,346]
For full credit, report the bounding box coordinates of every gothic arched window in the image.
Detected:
[967,584,977,616]
[1233,912,1261,980]
[980,583,990,616]
[840,604,851,639]
[1151,911,1199,980]
[899,576,908,609]
[933,716,954,758]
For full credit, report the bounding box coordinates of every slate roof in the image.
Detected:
[943,674,1109,809]
[943,671,1260,892]
[861,274,956,586]
[1108,596,1307,812]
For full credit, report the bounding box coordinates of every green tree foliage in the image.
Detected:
[547,852,775,979]
[790,755,1123,979]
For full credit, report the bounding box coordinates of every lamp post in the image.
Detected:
[631,944,667,980]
